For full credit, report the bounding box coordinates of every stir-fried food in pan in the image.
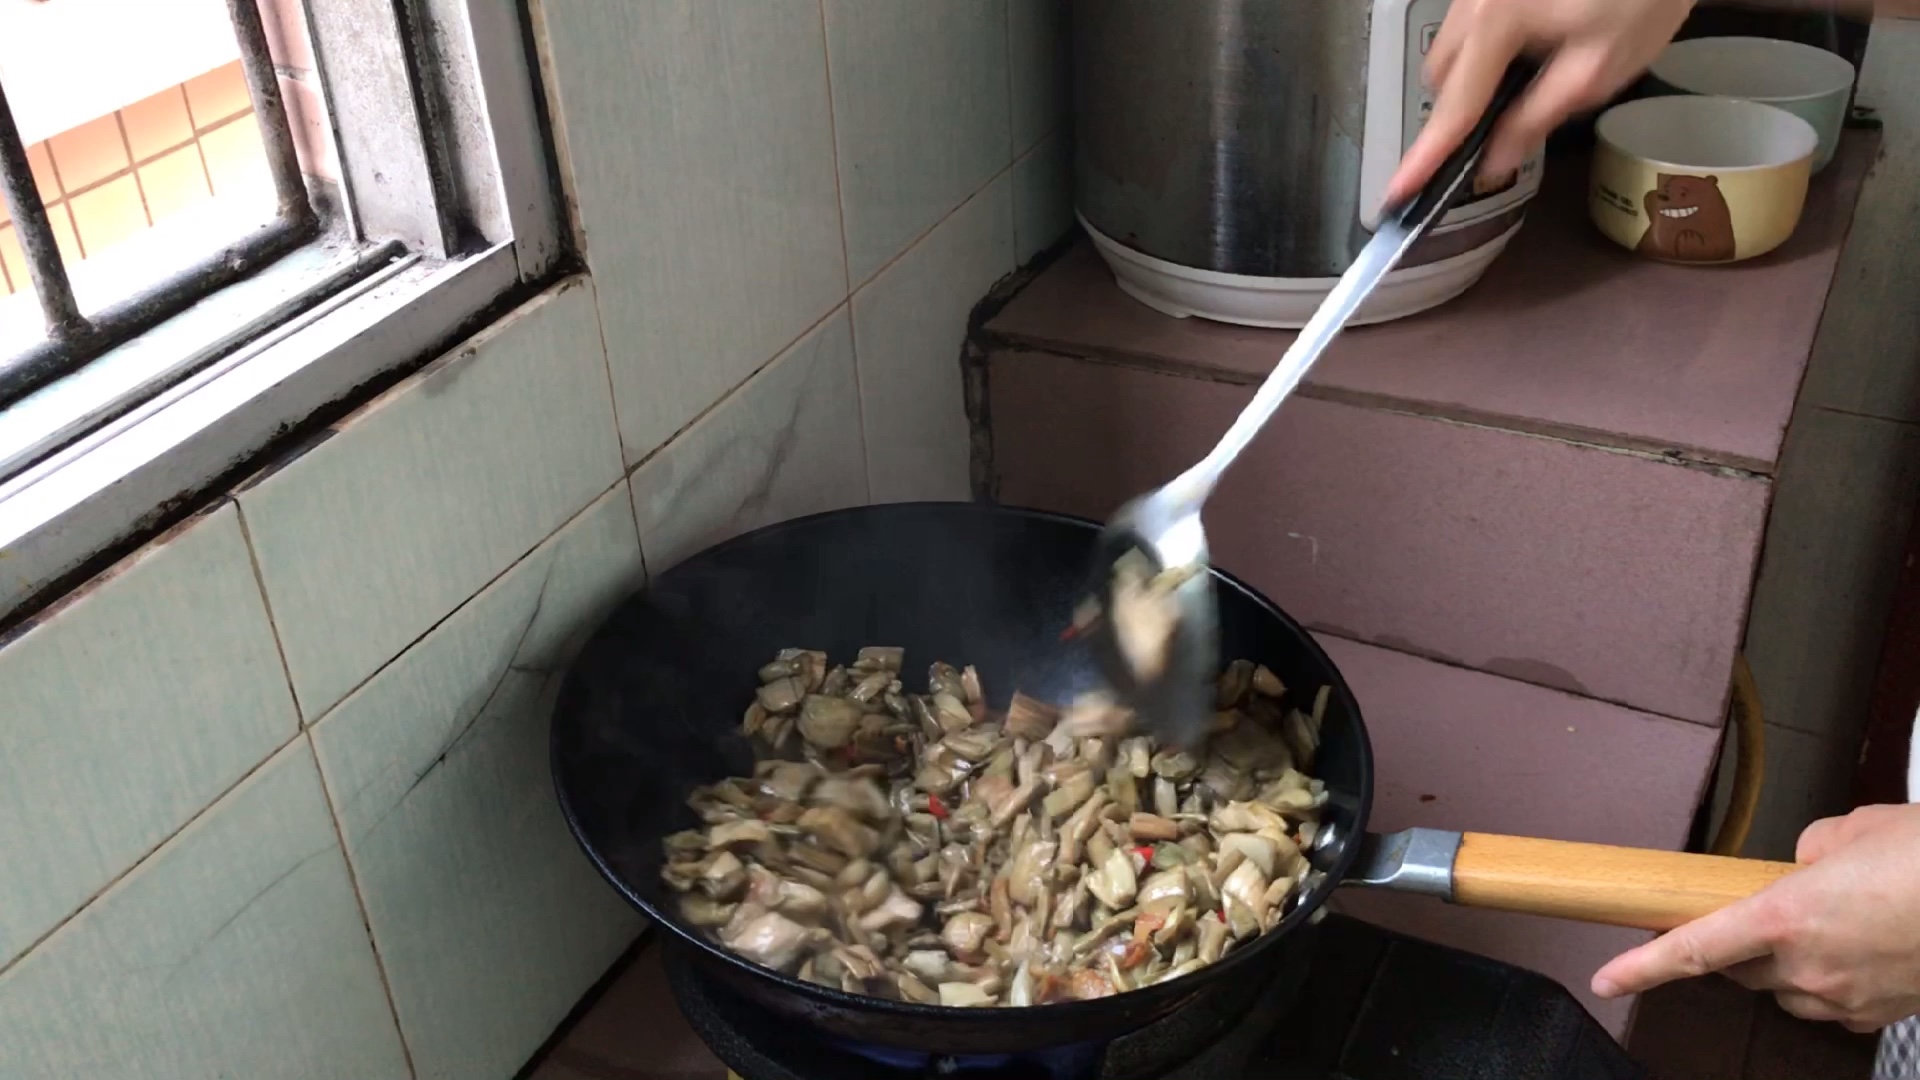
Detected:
[660,647,1330,1007]
[1072,548,1202,684]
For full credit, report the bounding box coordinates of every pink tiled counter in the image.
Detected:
[1318,635,1721,1037]
[985,135,1875,728]
[991,137,1874,473]
[989,348,1770,724]
[978,134,1880,1039]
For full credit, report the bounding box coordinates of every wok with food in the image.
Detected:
[552,503,1797,1054]
[662,646,1328,1007]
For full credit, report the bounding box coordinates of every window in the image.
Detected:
[0,0,317,404]
[0,0,562,611]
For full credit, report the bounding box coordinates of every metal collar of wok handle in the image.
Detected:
[1343,827,1463,900]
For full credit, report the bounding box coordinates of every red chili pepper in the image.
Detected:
[1214,909,1226,923]
[927,793,950,819]
[1133,845,1154,863]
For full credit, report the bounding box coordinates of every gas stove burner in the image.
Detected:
[665,931,1301,1080]
[823,1038,1104,1080]
[831,1043,1103,1080]
[660,915,1651,1080]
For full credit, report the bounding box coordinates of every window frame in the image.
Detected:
[0,0,319,404]
[0,0,567,619]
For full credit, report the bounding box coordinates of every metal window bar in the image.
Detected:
[0,0,319,407]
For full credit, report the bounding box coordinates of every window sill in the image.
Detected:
[0,239,521,617]
[0,218,383,481]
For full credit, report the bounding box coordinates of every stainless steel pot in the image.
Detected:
[1074,0,1541,281]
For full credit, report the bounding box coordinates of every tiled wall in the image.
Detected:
[0,2,1073,1078]
[537,0,1072,503]
[1719,17,1920,861]
[0,61,272,298]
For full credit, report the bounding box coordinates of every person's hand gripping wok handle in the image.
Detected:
[1592,803,1920,1033]
[1383,0,1698,207]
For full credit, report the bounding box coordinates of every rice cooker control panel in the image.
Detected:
[1405,3,1446,138]
[1361,0,1544,230]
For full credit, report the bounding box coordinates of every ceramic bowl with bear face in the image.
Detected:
[1590,95,1819,265]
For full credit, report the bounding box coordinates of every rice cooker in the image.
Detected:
[1074,0,1544,328]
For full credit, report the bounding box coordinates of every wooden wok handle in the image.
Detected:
[1452,833,1799,931]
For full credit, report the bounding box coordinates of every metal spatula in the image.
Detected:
[1087,62,1541,748]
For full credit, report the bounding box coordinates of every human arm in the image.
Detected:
[1384,0,1905,206]
[1590,802,1920,1032]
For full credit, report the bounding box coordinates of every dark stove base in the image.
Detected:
[667,932,1305,1080]
[663,915,1649,1080]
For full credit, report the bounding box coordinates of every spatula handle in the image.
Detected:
[1452,833,1798,931]
[1393,58,1540,231]
[1173,60,1540,505]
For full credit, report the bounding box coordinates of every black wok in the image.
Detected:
[550,502,1788,1054]
[550,503,1370,1053]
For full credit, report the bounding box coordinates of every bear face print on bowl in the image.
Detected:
[1590,95,1819,265]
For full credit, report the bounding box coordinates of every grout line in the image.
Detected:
[816,0,871,502]
[232,497,307,724]
[621,475,650,585]
[0,495,317,980]
[305,731,422,1080]
[49,130,212,206]
[23,100,243,260]
[3,477,644,1022]
[999,2,1022,266]
[1753,716,1853,743]
[615,153,1026,494]
[1809,403,1920,429]
[193,126,217,199]
[1302,388,1773,479]
[624,300,851,475]
[1011,123,1062,169]
[55,187,85,263]
[185,63,256,134]
[1006,142,1021,262]
[299,474,628,730]
[1002,0,1017,183]
[21,113,222,212]
[196,109,260,140]
[612,26,1024,488]
[1014,126,1055,163]
[36,138,88,262]
[816,0,852,301]
[112,111,157,229]
[0,477,628,1035]
[990,340,1775,480]
[578,275,634,470]
[0,724,308,982]
[847,153,1020,300]
[594,319,651,576]
[1307,624,1721,731]
[846,303,875,505]
[34,137,68,201]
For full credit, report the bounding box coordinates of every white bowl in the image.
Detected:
[1590,95,1819,263]
[1648,36,1856,172]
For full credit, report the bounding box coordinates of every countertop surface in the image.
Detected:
[987,131,1880,474]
